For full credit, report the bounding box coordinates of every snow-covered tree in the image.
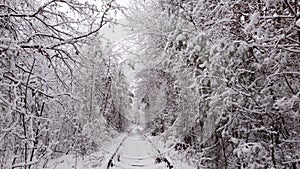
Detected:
[126,0,300,168]
[0,0,122,168]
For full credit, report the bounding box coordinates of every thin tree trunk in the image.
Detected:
[23,59,36,169]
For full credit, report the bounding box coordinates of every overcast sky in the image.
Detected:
[117,0,130,8]
[98,0,131,43]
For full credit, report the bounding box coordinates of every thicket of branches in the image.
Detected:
[127,0,300,168]
[0,0,130,168]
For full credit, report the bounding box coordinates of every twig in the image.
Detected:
[3,74,54,98]
[284,0,297,17]
[283,75,297,95]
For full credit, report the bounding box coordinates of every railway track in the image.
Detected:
[105,130,173,169]
[143,134,173,169]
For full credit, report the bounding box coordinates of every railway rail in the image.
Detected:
[106,131,173,169]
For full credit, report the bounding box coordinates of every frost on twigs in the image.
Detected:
[0,0,124,168]
[125,0,300,168]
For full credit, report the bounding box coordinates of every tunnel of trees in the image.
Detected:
[1,0,300,168]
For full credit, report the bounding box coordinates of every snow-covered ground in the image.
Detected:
[43,152,104,169]
[103,126,195,169]
[43,127,194,169]
[147,135,197,169]
[109,135,168,169]
[43,134,127,169]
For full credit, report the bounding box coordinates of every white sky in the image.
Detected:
[117,0,131,7]
[99,0,132,42]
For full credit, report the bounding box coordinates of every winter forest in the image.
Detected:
[1,0,300,168]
